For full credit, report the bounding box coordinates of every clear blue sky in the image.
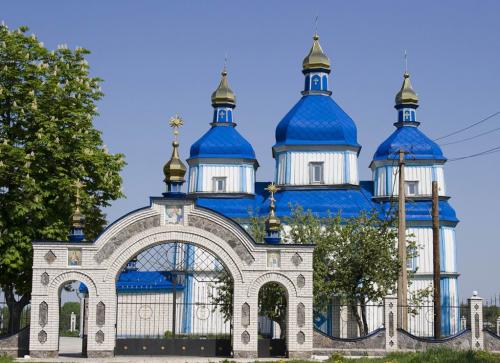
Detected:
[3,0,500,301]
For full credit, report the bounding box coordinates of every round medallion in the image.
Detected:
[138,305,153,320]
[196,305,210,320]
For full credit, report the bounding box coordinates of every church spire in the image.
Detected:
[302,33,331,95]
[211,67,236,124]
[264,183,281,244]
[394,71,420,126]
[163,115,187,195]
[69,180,85,242]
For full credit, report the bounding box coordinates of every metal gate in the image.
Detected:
[115,242,232,356]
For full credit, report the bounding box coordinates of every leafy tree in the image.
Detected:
[59,301,80,334]
[0,24,125,333]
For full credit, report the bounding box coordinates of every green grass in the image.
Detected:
[239,348,500,363]
[0,356,13,363]
[332,348,500,362]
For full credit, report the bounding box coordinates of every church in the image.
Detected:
[178,32,459,334]
[28,32,462,359]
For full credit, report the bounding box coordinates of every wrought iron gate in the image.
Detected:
[115,242,232,356]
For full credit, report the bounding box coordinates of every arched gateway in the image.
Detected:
[29,197,314,359]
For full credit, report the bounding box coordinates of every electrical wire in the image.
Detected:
[440,126,500,146]
[434,111,500,141]
[447,145,500,162]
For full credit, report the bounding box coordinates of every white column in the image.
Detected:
[468,291,484,350]
[384,295,398,351]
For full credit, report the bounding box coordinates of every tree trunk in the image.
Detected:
[351,303,366,336]
[278,317,286,340]
[360,300,369,336]
[4,287,30,335]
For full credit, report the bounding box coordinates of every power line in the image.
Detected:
[440,126,500,146]
[434,111,500,141]
[448,145,500,162]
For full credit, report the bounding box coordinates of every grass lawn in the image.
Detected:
[275,348,500,363]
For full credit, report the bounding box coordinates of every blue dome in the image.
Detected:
[274,95,359,148]
[189,125,256,160]
[373,125,446,161]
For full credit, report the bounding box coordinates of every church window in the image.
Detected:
[213,177,227,192]
[405,181,418,196]
[311,75,321,91]
[309,162,324,184]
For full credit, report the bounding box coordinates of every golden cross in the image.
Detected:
[169,114,184,141]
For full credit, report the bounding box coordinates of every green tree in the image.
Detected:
[59,301,80,334]
[0,24,125,333]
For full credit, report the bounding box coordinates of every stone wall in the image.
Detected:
[484,331,500,353]
[313,328,386,356]
[398,329,471,351]
[0,326,29,357]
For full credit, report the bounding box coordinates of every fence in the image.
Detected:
[0,302,31,337]
[403,304,468,337]
[483,301,500,336]
[314,302,385,339]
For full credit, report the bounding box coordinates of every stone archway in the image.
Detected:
[29,198,314,359]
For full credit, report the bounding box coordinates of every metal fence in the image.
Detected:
[0,302,31,336]
[314,303,385,339]
[483,301,500,336]
[401,304,468,338]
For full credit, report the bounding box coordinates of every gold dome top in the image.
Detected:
[211,69,236,107]
[302,33,331,71]
[265,183,281,232]
[395,72,419,106]
[164,140,187,183]
[164,115,187,184]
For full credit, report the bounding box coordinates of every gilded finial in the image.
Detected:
[303,32,330,72]
[211,66,235,107]
[395,59,419,107]
[164,115,187,186]
[265,183,281,232]
[71,180,84,229]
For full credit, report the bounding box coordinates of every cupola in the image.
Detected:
[163,115,187,195]
[69,180,85,242]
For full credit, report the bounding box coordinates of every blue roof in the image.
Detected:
[195,182,377,220]
[377,200,458,224]
[274,95,359,148]
[373,125,446,162]
[80,271,184,293]
[189,125,256,160]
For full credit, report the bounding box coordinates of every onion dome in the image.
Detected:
[189,69,257,162]
[373,72,445,162]
[264,183,281,244]
[373,126,445,161]
[163,115,187,194]
[189,126,256,160]
[274,95,359,148]
[395,72,419,107]
[164,140,187,183]
[302,33,331,73]
[211,69,236,107]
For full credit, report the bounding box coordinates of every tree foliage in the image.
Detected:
[0,24,125,333]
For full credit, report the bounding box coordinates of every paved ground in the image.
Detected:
[16,338,329,362]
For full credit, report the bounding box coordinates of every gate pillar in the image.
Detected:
[232,281,258,358]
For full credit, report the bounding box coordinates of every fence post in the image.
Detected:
[384,295,398,351]
[468,291,484,350]
[497,317,500,337]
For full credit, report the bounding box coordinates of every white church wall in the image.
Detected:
[373,165,446,197]
[275,150,359,186]
[188,164,255,194]
[408,226,457,275]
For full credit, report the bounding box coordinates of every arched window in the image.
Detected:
[311,75,321,91]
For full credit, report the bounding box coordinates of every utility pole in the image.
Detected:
[432,180,442,338]
[397,148,408,330]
